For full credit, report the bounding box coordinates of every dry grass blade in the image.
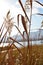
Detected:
[9,38,24,56]
[0,22,4,31]
[0,26,4,38]
[17,14,28,34]
[0,22,4,38]
[17,14,20,27]
[35,0,43,6]
[14,25,26,40]
[0,29,1,38]
[35,13,43,16]
[9,37,24,47]
[3,34,7,43]
[30,0,32,9]
[29,0,32,23]
[26,0,33,65]
[0,29,8,43]
[18,0,30,23]
[21,15,28,34]
[6,10,10,18]
[12,43,24,57]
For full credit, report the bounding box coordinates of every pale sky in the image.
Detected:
[0,0,43,36]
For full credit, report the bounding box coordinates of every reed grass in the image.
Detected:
[0,0,43,65]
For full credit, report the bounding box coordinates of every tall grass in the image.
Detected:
[0,0,43,65]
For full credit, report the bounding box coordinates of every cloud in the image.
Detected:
[16,1,19,6]
[32,7,39,14]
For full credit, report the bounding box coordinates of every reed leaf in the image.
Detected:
[22,15,28,34]
[6,10,10,18]
[9,37,24,47]
[0,22,5,38]
[30,0,32,9]
[17,14,28,34]
[18,0,30,23]
[35,13,43,16]
[0,22,4,31]
[17,14,20,27]
[12,43,23,57]
[0,26,4,38]
[14,25,26,40]
[9,38,24,56]
[0,28,8,43]
[35,0,43,6]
